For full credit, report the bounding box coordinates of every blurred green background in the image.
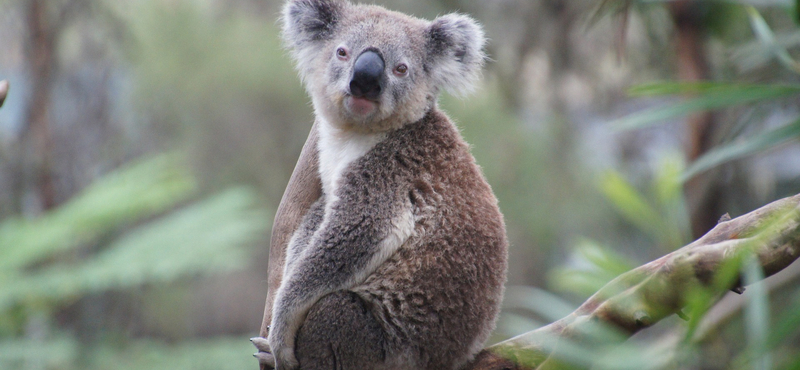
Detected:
[1,0,799,369]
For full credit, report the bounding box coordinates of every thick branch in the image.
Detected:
[467,194,800,370]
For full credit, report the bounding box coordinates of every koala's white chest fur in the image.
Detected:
[316,118,387,201]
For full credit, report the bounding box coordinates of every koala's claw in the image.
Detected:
[250,337,271,352]
[251,337,275,368]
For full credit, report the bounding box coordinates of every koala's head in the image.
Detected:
[281,0,486,133]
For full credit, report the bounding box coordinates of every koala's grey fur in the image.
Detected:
[256,1,508,370]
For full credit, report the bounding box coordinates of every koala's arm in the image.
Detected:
[268,195,415,369]
[282,197,325,276]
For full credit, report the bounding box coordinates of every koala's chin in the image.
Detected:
[335,95,395,133]
[344,95,378,117]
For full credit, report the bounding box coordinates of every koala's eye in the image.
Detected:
[336,47,349,60]
[394,63,408,76]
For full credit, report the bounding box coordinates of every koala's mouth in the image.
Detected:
[344,94,379,117]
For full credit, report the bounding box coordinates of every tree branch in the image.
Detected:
[467,193,800,370]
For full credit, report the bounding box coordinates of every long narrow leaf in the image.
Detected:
[600,172,664,241]
[743,255,772,370]
[720,0,792,6]
[628,82,800,97]
[613,84,800,131]
[732,31,800,72]
[682,116,800,180]
[765,290,800,352]
[747,6,800,74]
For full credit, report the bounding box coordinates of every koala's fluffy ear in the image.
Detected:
[426,14,487,96]
[282,0,349,77]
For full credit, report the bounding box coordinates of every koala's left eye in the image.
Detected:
[336,47,349,60]
[394,63,408,76]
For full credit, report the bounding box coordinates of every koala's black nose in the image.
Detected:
[350,50,384,100]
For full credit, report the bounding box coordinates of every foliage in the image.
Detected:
[1,336,256,370]
[525,1,800,367]
[0,153,267,369]
[116,0,311,197]
[498,196,800,370]
[605,2,800,182]
[612,81,800,180]
[544,156,689,301]
[85,337,257,370]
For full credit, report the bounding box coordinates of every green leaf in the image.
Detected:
[576,240,636,277]
[77,336,256,370]
[652,155,691,250]
[0,154,196,272]
[732,31,800,72]
[0,335,77,368]
[747,6,800,74]
[613,83,800,131]
[628,82,800,97]
[716,0,792,6]
[764,289,800,351]
[743,255,772,370]
[0,188,266,312]
[503,286,576,322]
[549,239,636,296]
[600,171,662,239]
[682,116,800,180]
[795,0,800,24]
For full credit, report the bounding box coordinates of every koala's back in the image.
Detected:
[336,109,508,369]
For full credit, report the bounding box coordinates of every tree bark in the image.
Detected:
[23,0,59,211]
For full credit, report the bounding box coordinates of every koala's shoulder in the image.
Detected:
[361,110,471,177]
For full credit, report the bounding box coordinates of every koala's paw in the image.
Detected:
[266,326,299,370]
[250,337,275,369]
[271,345,299,370]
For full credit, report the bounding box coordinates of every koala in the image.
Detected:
[252,1,507,369]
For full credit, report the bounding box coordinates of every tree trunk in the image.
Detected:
[669,0,724,239]
[23,0,58,211]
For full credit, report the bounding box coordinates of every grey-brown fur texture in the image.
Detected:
[258,1,507,369]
